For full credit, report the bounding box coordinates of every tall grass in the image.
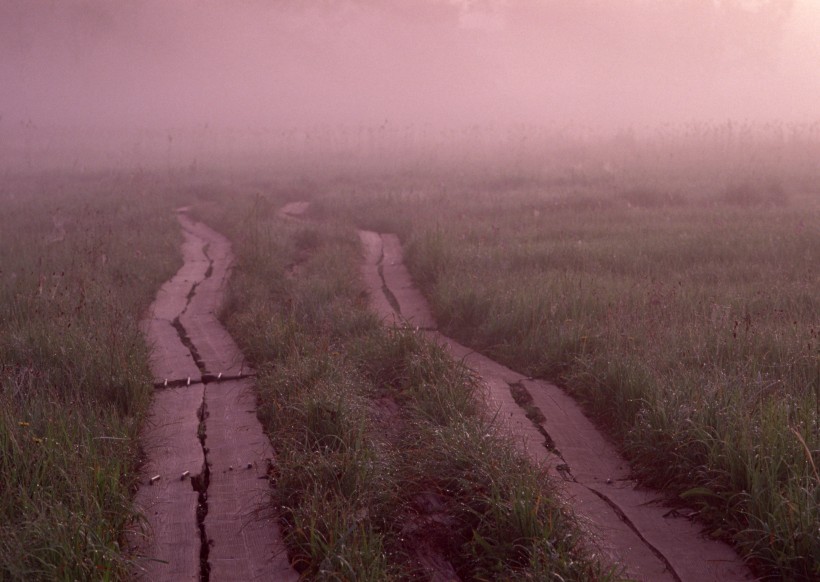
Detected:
[200,191,616,580]
[0,172,181,579]
[316,174,819,580]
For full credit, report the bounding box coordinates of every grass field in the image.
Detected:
[315,173,819,579]
[0,172,183,579]
[2,156,816,580]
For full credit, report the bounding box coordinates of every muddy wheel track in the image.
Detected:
[129,209,296,581]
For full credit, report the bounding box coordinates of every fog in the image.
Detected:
[1,0,819,169]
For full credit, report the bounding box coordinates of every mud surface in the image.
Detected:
[278,201,311,218]
[131,209,296,581]
[358,229,753,582]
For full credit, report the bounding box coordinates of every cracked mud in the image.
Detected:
[131,209,296,581]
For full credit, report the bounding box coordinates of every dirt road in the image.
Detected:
[131,209,296,581]
[359,229,754,582]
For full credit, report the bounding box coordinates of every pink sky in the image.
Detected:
[1,0,818,131]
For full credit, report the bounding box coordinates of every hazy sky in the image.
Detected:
[1,0,818,131]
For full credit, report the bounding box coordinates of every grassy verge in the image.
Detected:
[314,175,819,580]
[0,172,181,580]
[199,191,616,580]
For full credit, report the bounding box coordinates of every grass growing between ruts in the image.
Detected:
[315,175,819,580]
[201,192,617,581]
[0,172,181,579]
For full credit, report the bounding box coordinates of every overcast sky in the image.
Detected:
[1,0,818,131]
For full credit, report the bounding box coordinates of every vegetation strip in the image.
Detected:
[360,226,752,581]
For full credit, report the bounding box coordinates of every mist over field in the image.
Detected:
[1,0,819,169]
[2,4,819,580]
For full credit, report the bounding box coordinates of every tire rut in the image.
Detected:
[507,379,685,580]
[130,209,296,581]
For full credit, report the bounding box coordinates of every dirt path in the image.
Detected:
[130,209,296,581]
[358,229,754,582]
